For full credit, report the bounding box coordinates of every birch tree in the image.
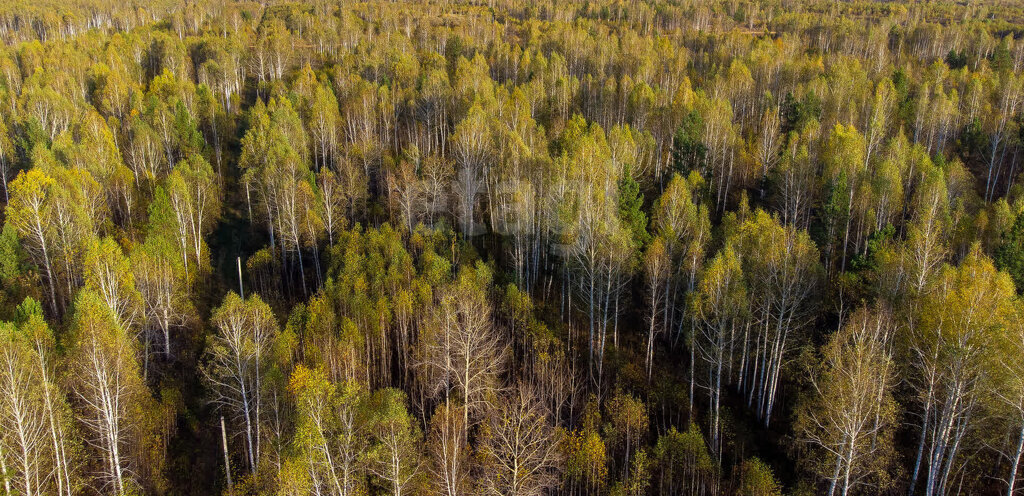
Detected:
[905,246,1012,496]
[427,402,471,496]
[286,365,367,496]
[692,245,746,457]
[5,169,61,314]
[203,292,279,475]
[451,103,492,237]
[67,290,149,495]
[6,299,78,496]
[734,210,822,426]
[0,321,53,496]
[427,265,507,434]
[986,300,1024,496]
[83,237,142,333]
[795,307,897,496]
[643,237,670,378]
[132,188,193,360]
[481,383,564,496]
[166,153,221,281]
[365,388,423,496]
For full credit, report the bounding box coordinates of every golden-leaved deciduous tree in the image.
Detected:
[796,307,898,496]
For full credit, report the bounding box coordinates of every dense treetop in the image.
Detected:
[3,0,1024,494]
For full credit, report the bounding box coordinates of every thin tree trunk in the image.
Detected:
[827,449,841,496]
[841,438,856,496]
[0,443,9,496]
[1007,420,1024,496]
[221,416,233,493]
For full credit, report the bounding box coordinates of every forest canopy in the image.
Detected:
[2,0,1024,495]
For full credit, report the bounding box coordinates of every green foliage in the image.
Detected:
[959,117,988,163]
[737,457,782,496]
[364,388,423,495]
[2,1,1024,493]
[995,212,1024,292]
[990,38,1014,73]
[670,110,706,175]
[564,428,608,493]
[617,166,649,249]
[653,424,717,494]
[849,223,896,272]
[781,91,821,134]
[945,49,968,69]
[0,223,23,282]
